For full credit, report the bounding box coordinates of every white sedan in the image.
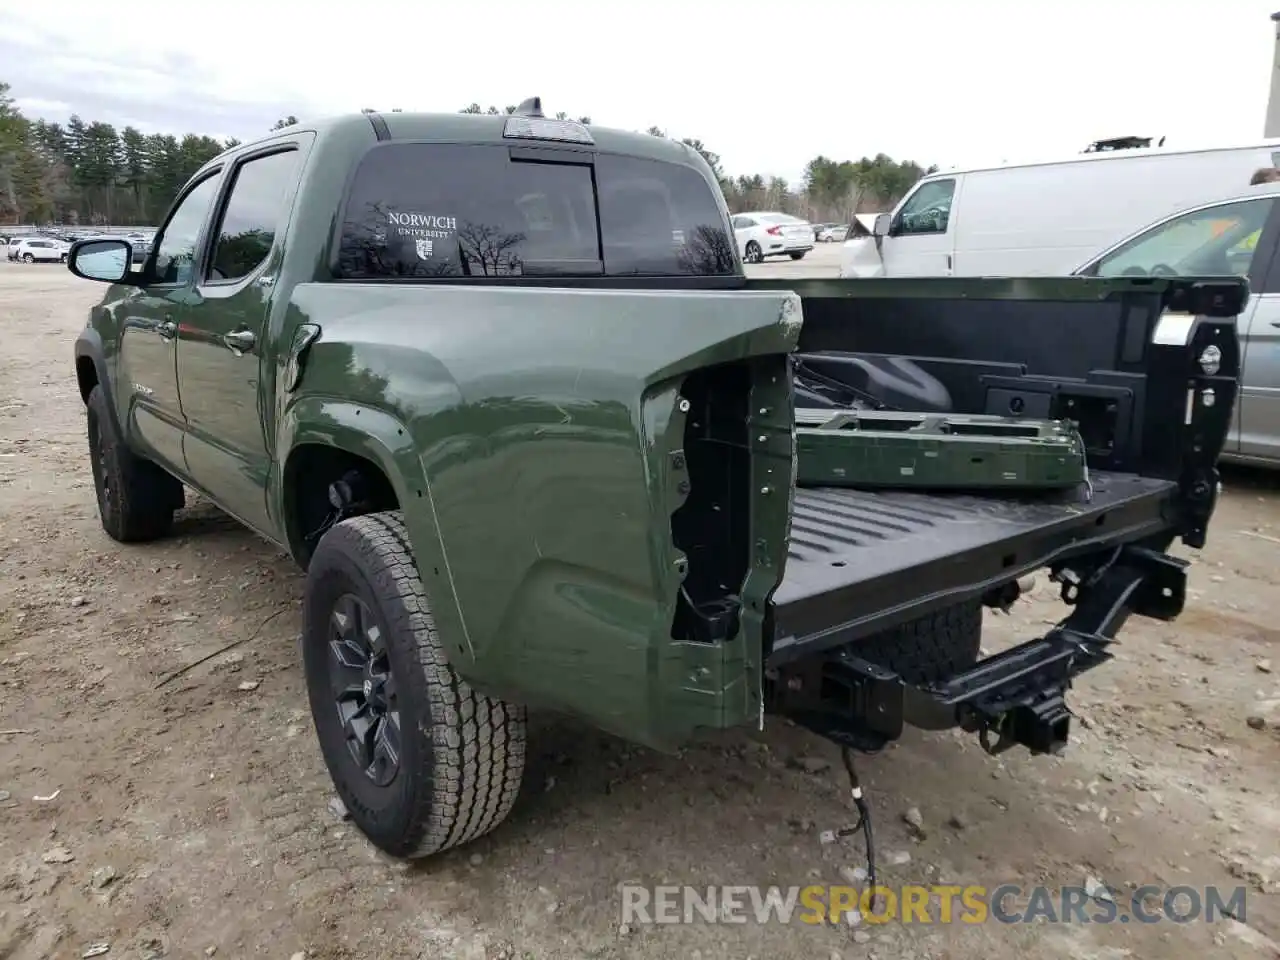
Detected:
[730,212,814,263]
[11,238,67,263]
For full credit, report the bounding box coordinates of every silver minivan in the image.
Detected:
[1074,184,1280,467]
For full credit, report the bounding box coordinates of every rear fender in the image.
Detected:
[394,292,802,750]
[276,283,803,751]
[275,398,468,666]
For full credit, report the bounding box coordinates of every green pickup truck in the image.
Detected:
[66,103,1242,861]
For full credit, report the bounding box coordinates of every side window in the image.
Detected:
[207,150,300,283]
[895,179,956,236]
[1092,198,1275,281]
[152,174,221,285]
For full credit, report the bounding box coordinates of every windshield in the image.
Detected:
[1090,198,1273,279]
[336,143,736,279]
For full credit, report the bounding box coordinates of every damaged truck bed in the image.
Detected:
[749,275,1241,756]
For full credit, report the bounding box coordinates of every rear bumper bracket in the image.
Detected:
[770,545,1187,755]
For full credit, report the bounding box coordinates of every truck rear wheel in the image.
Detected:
[303,511,526,859]
[85,384,183,542]
[854,599,983,685]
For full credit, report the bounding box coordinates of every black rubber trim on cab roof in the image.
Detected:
[366,113,391,141]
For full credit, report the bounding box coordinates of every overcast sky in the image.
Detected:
[2,0,1277,184]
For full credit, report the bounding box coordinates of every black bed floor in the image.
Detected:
[768,470,1177,661]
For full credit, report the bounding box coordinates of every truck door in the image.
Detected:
[175,144,304,537]
[881,177,957,277]
[117,172,223,473]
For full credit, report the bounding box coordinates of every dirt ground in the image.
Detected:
[0,256,1278,960]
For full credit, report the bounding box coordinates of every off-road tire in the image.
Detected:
[85,384,183,542]
[854,599,983,685]
[303,511,526,859]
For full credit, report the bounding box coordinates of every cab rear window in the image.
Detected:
[335,143,736,279]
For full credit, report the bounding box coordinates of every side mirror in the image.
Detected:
[68,238,132,284]
[873,213,892,238]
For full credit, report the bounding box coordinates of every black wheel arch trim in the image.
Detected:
[74,329,122,434]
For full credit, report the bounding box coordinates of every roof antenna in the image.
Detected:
[514,97,544,118]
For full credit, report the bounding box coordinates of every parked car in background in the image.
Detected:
[1073,183,1280,466]
[125,232,153,255]
[12,238,67,263]
[126,236,151,263]
[840,137,1280,279]
[818,224,849,242]
[731,211,814,262]
[6,236,37,261]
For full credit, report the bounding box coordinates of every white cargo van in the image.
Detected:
[839,139,1280,278]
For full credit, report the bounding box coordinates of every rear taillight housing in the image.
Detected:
[766,226,782,236]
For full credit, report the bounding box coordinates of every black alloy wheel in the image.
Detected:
[326,593,402,787]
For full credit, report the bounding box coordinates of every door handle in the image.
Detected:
[1270,320,1280,327]
[222,329,257,355]
[157,318,177,340]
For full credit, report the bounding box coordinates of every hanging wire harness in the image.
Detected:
[819,747,879,916]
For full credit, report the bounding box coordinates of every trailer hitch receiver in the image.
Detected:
[973,694,1072,756]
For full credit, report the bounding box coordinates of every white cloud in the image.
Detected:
[3,0,1277,184]
[14,97,72,116]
